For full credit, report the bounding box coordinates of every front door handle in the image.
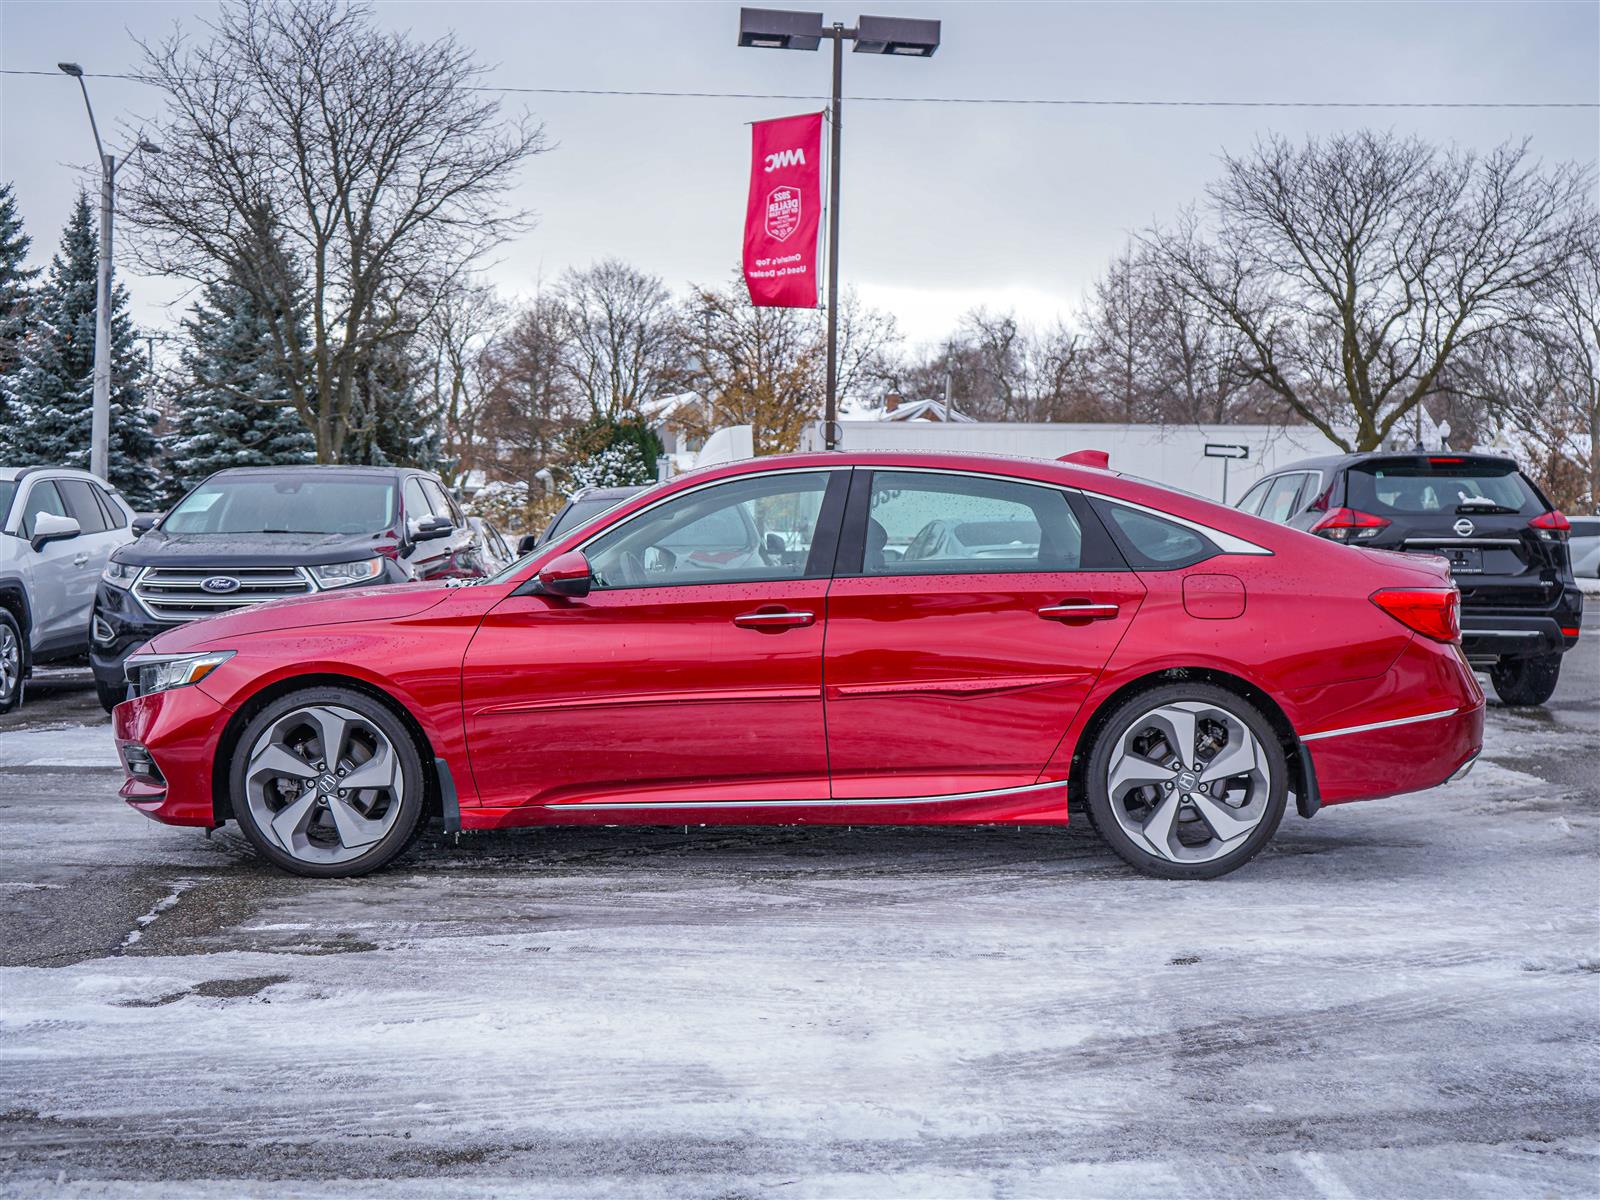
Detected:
[733,609,815,630]
[1038,601,1119,622]
[73,553,89,567]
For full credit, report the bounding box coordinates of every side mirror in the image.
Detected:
[516,533,538,556]
[537,550,592,597]
[31,512,81,551]
[130,513,158,535]
[410,515,454,543]
[764,531,786,556]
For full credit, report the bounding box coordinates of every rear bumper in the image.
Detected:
[113,684,236,827]
[1460,585,1582,660]
[1305,703,1485,805]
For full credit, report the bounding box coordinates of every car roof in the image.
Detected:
[0,465,118,485]
[572,486,648,501]
[1265,450,1521,475]
[203,465,422,481]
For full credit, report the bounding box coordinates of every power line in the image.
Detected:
[2,68,1595,108]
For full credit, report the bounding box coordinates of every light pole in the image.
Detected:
[737,9,939,450]
[57,63,160,482]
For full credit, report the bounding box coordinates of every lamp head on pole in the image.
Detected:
[737,7,824,50]
[57,62,85,77]
[853,15,940,56]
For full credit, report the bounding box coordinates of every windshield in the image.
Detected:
[0,481,15,528]
[163,476,398,535]
[1347,460,1539,516]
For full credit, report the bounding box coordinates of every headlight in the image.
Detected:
[309,558,386,589]
[102,560,139,587]
[124,651,235,697]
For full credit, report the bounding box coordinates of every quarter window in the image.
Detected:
[863,471,1084,575]
[585,472,833,589]
[1097,503,1215,569]
[1236,478,1271,515]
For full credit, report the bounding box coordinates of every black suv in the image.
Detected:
[91,466,485,710]
[1238,452,1582,706]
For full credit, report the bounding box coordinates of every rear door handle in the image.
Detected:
[733,609,815,630]
[1038,602,1119,622]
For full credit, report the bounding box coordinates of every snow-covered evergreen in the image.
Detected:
[1,193,161,505]
[168,278,315,494]
[0,182,39,430]
[343,340,441,469]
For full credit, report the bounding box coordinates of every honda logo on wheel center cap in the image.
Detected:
[1176,770,1199,791]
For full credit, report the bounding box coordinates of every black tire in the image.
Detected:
[1490,653,1562,707]
[96,678,126,713]
[0,609,22,714]
[1082,683,1289,880]
[228,685,428,878]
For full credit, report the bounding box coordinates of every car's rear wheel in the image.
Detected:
[229,686,427,878]
[0,610,22,713]
[1083,684,1288,880]
[1489,652,1562,707]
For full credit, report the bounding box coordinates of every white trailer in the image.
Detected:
[799,420,1346,504]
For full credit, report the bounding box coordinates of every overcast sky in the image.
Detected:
[2,0,1596,350]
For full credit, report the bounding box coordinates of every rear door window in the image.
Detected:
[1259,473,1308,524]
[860,471,1084,575]
[56,479,111,534]
[1236,478,1271,515]
[1348,459,1540,516]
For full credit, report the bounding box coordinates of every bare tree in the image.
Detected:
[1081,247,1161,423]
[414,281,507,487]
[678,273,898,454]
[125,0,546,461]
[556,260,685,421]
[1143,132,1591,451]
[479,295,581,501]
[1538,215,1600,507]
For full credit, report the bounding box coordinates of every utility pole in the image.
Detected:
[823,23,844,450]
[57,63,160,481]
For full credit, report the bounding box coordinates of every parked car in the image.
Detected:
[113,451,1482,881]
[0,467,137,711]
[515,485,645,555]
[467,516,514,570]
[91,465,486,711]
[1237,452,1583,707]
[1567,515,1600,579]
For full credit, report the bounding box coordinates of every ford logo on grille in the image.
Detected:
[200,576,242,594]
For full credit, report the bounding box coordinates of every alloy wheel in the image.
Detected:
[0,623,19,702]
[243,703,405,866]
[1105,700,1273,865]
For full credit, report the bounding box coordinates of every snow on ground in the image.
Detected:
[0,725,120,768]
[1,653,1596,1197]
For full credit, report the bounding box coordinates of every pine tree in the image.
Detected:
[343,340,441,469]
[2,192,161,504]
[168,278,315,493]
[0,182,39,433]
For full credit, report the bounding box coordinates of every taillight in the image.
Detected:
[1530,510,1570,542]
[1310,507,1391,542]
[1371,588,1460,643]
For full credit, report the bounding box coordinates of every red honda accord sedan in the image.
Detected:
[112,452,1483,879]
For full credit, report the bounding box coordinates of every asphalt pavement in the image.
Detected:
[1,615,1596,1198]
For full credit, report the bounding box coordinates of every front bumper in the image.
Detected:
[113,682,237,828]
[91,583,172,696]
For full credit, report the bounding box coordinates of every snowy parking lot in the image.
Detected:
[1,623,1596,1198]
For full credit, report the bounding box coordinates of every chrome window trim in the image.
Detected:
[543,777,1067,810]
[1095,495,1273,557]
[1300,707,1459,743]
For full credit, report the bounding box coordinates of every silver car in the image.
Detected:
[1569,515,1600,579]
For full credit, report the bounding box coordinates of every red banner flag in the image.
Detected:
[743,112,823,308]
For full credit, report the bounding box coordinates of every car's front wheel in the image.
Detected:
[1083,684,1288,880]
[0,610,22,713]
[229,686,427,878]
[1489,652,1562,707]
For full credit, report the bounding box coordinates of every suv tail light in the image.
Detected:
[1371,588,1460,643]
[1529,510,1570,542]
[1310,507,1391,542]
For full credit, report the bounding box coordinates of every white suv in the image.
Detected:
[0,467,136,711]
